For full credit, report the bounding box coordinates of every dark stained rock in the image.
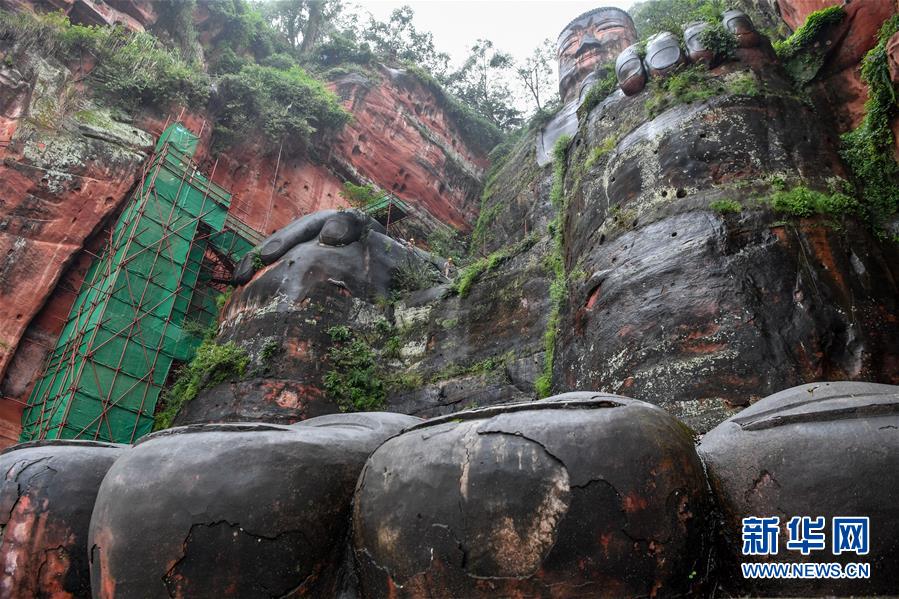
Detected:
[259,209,338,264]
[173,378,332,427]
[180,209,439,425]
[88,414,420,598]
[697,381,899,596]
[723,9,761,48]
[556,59,899,432]
[615,44,647,96]
[0,440,125,598]
[384,236,553,416]
[353,393,712,598]
[645,32,686,78]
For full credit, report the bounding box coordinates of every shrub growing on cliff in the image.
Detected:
[577,62,618,119]
[0,10,209,111]
[340,182,381,208]
[536,135,573,398]
[840,15,899,228]
[213,63,351,152]
[453,235,538,296]
[709,199,742,213]
[773,6,845,60]
[773,5,846,85]
[154,340,250,430]
[403,65,504,155]
[645,65,718,118]
[698,23,737,60]
[323,326,386,412]
[769,186,859,218]
[631,0,726,39]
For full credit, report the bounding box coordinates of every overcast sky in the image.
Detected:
[348,1,636,71]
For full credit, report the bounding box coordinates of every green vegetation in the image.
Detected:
[773,6,845,60]
[645,65,718,118]
[773,5,846,85]
[725,71,760,97]
[453,234,538,296]
[536,135,572,398]
[644,66,765,117]
[709,199,742,213]
[630,0,726,39]
[0,10,208,111]
[259,339,280,366]
[394,256,438,293]
[577,62,618,119]
[215,288,234,311]
[584,136,618,171]
[698,23,737,60]
[213,63,350,152]
[403,64,504,155]
[768,186,859,217]
[426,227,466,264]
[470,159,508,251]
[434,352,514,381]
[840,15,899,228]
[340,182,381,208]
[252,252,264,271]
[154,340,250,430]
[323,326,387,412]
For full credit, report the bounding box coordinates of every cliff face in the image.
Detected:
[0,51,153,444]
[555,74,899,429]
[210,67,488,238]
[2,0,899,442]
[0,7,492,443]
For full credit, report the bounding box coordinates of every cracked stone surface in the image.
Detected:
[88,413,420,598]
[0,440,124,598]
[555,56,899,432]
[352,392,711,597]
[698,381,899,596]
[177,210,440,426]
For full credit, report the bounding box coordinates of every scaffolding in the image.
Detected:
[363,193,412,233]
[20,123,258,444]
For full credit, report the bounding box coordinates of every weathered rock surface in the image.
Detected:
[353,393,712,598]
[176,210,439,425]
[554,57,899,431]
[698,381,899,596]
[0,440,125,598]
[804,0,899,133]
[0,51,153,404]
[386,240,552,417]
[89,413,420,598]
[210,66,490,238]
[0,0,154,31]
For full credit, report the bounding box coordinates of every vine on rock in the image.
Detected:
[535,134,572,398]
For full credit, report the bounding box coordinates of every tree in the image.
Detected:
[515,38,557,113]
[445,39,522,130]
[362,6,449,77]
[630,0,727,39]
[257,0,343,55]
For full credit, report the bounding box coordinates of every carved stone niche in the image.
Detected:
[556,7,637,104]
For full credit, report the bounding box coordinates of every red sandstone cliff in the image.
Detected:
[0,5,491,445]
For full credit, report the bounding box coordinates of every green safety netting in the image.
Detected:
[21,123,257,444]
